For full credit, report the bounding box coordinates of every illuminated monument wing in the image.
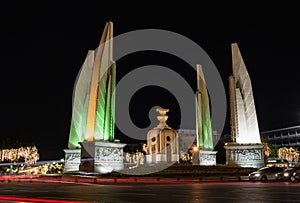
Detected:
[195,65,217,166]
[68,50,94,149]
[196,64,213,149]
[64,22,125,173]
[224,43,264,168]
[230,43,261,144]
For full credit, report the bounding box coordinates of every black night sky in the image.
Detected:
[0,2,299,160]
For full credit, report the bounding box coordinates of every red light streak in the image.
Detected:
[0,195,91,203]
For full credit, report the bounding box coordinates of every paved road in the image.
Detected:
[1,181,300,203]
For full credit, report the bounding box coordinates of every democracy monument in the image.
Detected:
[224,43,264,168]
[194,64,217,166]
[63,21,265,173]
[64,22,125,173]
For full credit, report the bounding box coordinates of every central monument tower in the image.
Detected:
[146,108,179,164]
[64,22,125,173]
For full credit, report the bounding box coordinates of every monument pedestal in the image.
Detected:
[64,149,81,172]
[224,143,265,168]
[199,150,217,166]
[79,141,126,174]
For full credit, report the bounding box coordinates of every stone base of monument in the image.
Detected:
[224,143,265,168]
[79,141,126,174]
[63,149,81,172]
[199,150,217,166]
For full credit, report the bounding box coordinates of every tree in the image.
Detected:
[263,143,278,158]
[1,145,40,163]
[277,147,299,162]
[263,142,271,157]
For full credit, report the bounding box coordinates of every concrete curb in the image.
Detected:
[0,175,250,184]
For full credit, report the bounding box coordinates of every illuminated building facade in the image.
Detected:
[224,43,264,168]
[261,125,300,148]
[64,22,125,173]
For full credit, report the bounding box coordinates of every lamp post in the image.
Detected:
[192,146,200,165]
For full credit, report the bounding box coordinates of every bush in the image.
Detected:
[98,163,257,178]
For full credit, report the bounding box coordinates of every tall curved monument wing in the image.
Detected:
[229,43,261,144]
[85,22,115,142]
[65,22,125,174]
[224,43,264,168]
[68,21,115,149]
[68,51,94,148]
[196,64,213,150]
[194,64,217,166]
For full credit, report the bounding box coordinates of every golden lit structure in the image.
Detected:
[0,146,39,163]
[146,108,179,164]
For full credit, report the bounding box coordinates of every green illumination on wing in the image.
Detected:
[196,92,203,147]
[94,62,108,140]
[202,85,213,149]
[94,21,115,141]
[107,63,116,141]
[68,22,116,147]
[68,51,94,148]
[196,65,213,150]
[95,63,115,141]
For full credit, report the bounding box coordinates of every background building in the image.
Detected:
[261,125,300,148]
